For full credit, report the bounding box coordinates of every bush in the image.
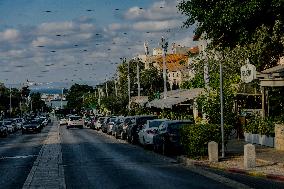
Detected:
[180,124,233,158]
[244,114,275,136]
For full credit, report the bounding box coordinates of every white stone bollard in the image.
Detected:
[244,144,256,169]
[208,141,218,162]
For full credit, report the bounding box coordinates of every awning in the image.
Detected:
[147,88,204,109]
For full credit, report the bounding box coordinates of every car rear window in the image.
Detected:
[70,117,81,121]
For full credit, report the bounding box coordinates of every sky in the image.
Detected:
[0,0,195,88]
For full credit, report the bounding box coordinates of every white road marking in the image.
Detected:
[0,155,38,160]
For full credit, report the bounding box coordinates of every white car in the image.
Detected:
[94,117,105,130]
[59,118,68,125]
[13,118,23,130]
[3,120,15,133]
[138,119,167,147]
[67,116,83,129]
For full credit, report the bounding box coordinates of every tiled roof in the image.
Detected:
[154,54,188,72]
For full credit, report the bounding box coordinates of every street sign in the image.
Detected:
[241,61,256,83]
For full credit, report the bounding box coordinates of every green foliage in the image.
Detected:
[158,109,193,120]
[181,71,204,89]
[180,124,233,158]
[178,0,284,70]
[244,114,275,136]
[30,92,47,112]
[66,84,94,111]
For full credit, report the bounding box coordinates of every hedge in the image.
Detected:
[180,124,233,158]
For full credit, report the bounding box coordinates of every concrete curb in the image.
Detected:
[177,156,284,183]
[22,120,66,189]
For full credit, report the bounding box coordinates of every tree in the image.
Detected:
[66,84,94,111]
[30,92,47,113]
[178,0,284,70]
[140,66,164,100]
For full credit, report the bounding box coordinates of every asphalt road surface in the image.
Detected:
[0,124,51,189]
[60,125,284,189]
[1,121,284,189]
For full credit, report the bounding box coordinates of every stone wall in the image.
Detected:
[275,124,284,151]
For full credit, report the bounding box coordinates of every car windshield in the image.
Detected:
[149,121,164,128]
[110,118,116,122]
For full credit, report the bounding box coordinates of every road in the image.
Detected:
[0,121,284,189]
[0,124,51,189]
[60,124,284,189]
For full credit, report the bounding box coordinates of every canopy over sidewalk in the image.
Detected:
[147,88,204,109]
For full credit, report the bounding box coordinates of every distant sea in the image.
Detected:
[31,88,63,94]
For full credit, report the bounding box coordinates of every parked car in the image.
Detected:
[93,117,105,130]
[126,115,157,144]
[112,116,133,139]
[111,116,125,136]
[67,116,84,129]
[13,118,24,130]
[101,116,116,133]
[22,119,42,134]
[106,117,117,135]
[3,120,15,133]
[60,118,68,125]
[153,120,192,155]
[138,119,167,148]
[39,116,48,126]
[0,122,8,137]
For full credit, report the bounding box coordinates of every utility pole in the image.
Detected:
[9,86,12,116]
[126,58,131,110]
[105,81,108,97]
[137,60,140,97]
[98,88,101,106]
[61,88,63,109]
[114,80,118,97]
[219,54,225,158]
[161,37,168,99]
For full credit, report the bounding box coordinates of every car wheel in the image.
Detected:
[66,126,69,129]
[114,132,118,139]
[22,130,25,135]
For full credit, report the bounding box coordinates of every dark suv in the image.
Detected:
[0,122,8,137]
[126,115,157,144]
[153,120,192,155]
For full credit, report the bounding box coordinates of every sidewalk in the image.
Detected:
[22,120,65,189]
[178,139,284,182]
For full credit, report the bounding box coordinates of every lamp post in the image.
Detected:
[136,59,141,97]
[61,88,63,109]
[219,53,225,158]
[9,86,12,116]
[161,37,168,99]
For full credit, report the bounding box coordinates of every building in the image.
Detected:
[137,44,199,90]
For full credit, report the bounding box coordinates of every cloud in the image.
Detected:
[132,19,182,32]
[0,29,20,41]
[108,23,129,31]
[124,1,182,21]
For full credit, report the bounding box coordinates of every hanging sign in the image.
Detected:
[241,61,256,83]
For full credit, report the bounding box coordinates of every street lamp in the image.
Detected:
[160,37,168,99]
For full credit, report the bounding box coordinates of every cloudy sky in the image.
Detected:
[0,0,195,87]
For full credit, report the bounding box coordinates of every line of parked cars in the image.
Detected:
[0,115,51,137]
[89,115,192,155]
